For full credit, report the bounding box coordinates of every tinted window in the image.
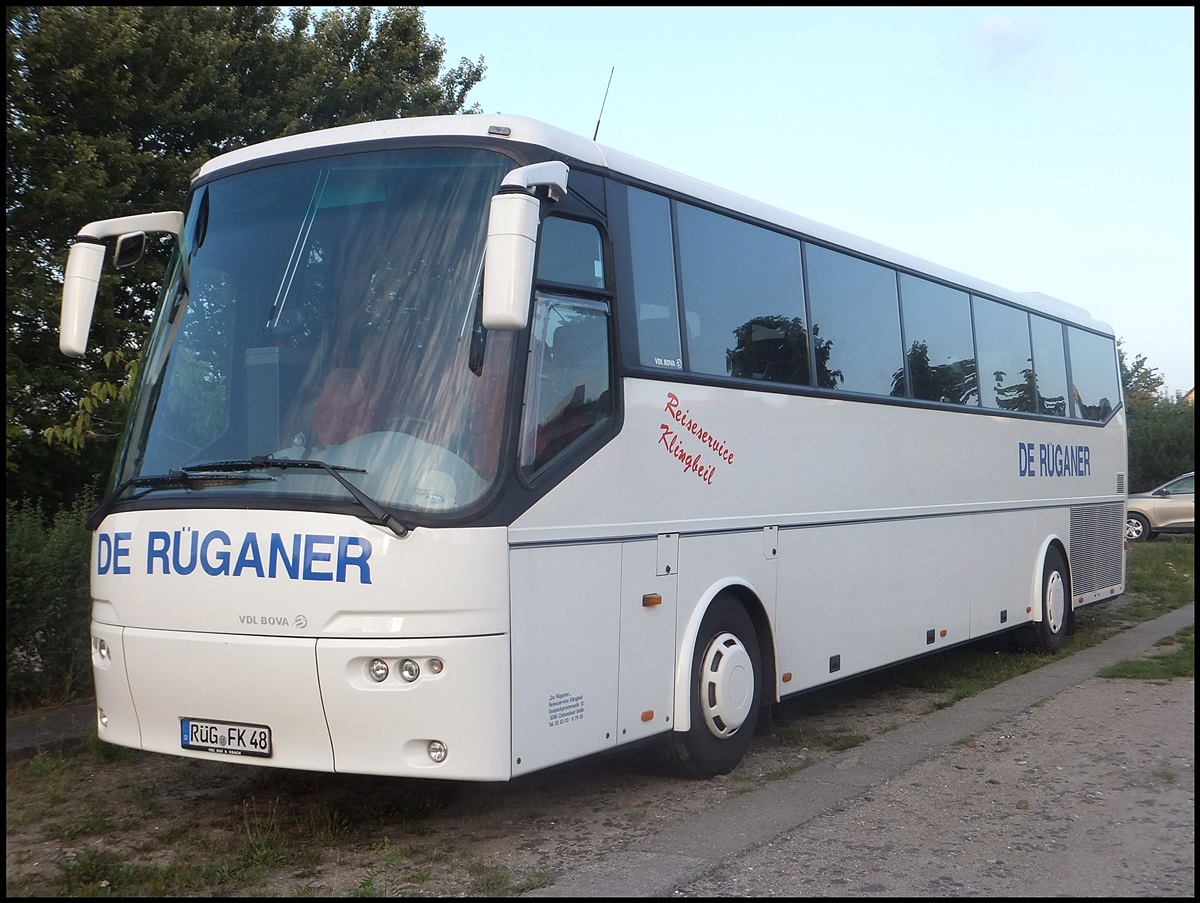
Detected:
[537,218,605,289]
[1030,315,1069,416]
[898,274,976,404]
[805,244,902,394]
[974,298,1034,412]
[519,295,612,477]
[1068,326,1120,421]
[1164,474,1194,494]
[675,203,807,384]
[627,188,683,370]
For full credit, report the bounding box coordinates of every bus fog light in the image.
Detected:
[96,638,110,661]
[428,657,444,675]
[98,708,108,728]
[428,740,448,763]
[367,658,389,682]
[399,658,421,682]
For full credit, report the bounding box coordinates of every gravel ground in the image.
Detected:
[530,603,1194,898]
[7,603,1193,897]
[677,676,1194,897]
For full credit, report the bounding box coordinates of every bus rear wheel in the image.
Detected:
[656,595,761,779]
[1015,546,1070,654]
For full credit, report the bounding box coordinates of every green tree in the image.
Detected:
[1126,396,1194,491]
[1117,340,1193,489]
[6,5,484,509]
[1118,339,1166,411]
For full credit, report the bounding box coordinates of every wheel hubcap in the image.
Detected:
[699,631,754,738]
[1045,569,1066,633]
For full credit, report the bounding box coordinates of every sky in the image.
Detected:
[418,6,1195,397]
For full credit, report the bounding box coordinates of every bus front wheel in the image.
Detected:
[656,595,761,779]
[1015,546,1070,654]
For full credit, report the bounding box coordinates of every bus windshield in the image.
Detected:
[116,146,516,516]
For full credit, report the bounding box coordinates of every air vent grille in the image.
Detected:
[1070,503,1124,595]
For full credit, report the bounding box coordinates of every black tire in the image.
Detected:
[1015,546,1070,654]
[1125,512,1152,543]
[656,594,761,778]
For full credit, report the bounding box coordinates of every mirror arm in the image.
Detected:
[59,211,183,357]
[481,163,569,332]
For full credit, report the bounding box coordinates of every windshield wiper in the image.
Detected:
[85,469,274,531]
[181,456,411,538]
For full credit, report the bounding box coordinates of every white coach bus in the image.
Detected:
[59,114,1126,781]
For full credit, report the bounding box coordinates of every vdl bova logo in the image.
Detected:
[95,529,374,583]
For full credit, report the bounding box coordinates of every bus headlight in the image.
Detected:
[399,658,421,682]
[427,740,448,763]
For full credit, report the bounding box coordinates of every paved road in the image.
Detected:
[527,603,1195,897]
[6,699,97,763]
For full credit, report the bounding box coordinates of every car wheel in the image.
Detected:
[1125,512,1152,542]
[1015,546,1070,654]
[656,594,761,779]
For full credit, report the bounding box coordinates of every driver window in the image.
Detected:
[519,295,612,476]
[537,217,605,289]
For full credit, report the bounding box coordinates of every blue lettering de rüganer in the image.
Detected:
[95,530,373,583]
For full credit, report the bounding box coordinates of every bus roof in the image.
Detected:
[194,114,1110,335]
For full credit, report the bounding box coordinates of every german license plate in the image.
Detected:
[180,717,272,758]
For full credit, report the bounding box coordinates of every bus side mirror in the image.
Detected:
[113,231,148,269]
[59,211,183,357]
[61,240,107,358]
[482,161,569,331]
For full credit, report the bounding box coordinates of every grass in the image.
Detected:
[1096,625,1194,679]
[5,539,1192,898]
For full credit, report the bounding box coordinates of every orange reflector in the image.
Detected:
[642,593,662,607]
[641,710,654,722]
[782,672,792,683]
[940,629,947,637]
[1026,606,1033,614]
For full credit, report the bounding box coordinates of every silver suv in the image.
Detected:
[1125,472,1194,542]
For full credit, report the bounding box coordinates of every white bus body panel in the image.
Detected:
[509,537,681,775]
[91,510,509,637]
[616,539,679,744]
[510,543,622,774]
[512,379,1127,544]
[511,377,1126,723]
[90,510,516,780]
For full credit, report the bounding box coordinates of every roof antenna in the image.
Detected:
[593,67,615,141]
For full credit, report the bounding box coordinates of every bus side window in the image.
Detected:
[637,306,682,370]
[520,296,612,476]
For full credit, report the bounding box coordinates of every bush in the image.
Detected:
[1126,397,1194,491]
[5,491,96,711]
